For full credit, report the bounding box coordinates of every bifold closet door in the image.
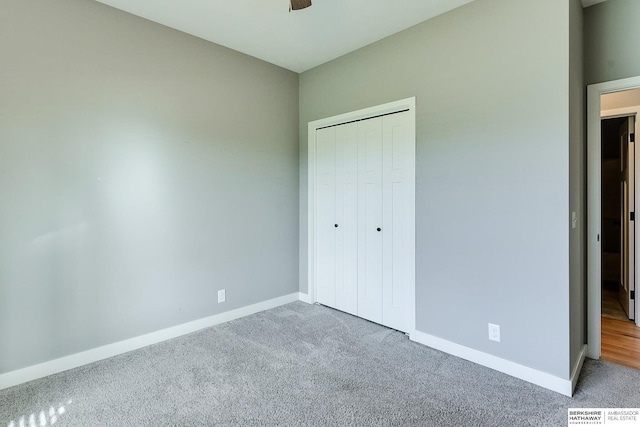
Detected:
[357,117,384,325]
[315,123,358,316]
[315,127,336,308]
[381,111,413,333]
[315,110,413,333]
[335,123,359,315]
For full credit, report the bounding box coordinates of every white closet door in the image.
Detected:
[316,127,336,307]
[357,117,384,324]
[382,111,415,333]
[335,123,359,315]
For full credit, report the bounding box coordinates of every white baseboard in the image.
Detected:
[1,294,584,397]
[412,331,575,397]
[0,292,301,391]
[298,292,312,304]
[570,344,588,394]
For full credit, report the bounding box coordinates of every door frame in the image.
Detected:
[307,97,416,338]
[587,76,640,359]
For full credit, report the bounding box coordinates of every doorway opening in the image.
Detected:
[589,83,640,370]
[600,114,635,323]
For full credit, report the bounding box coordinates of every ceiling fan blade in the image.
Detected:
[290,0,312,11]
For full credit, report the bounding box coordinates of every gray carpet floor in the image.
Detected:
[1,301,639,426]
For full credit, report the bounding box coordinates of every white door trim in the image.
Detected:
[602,107,640,120]
[588,76,640,360]
[307,97,416,338]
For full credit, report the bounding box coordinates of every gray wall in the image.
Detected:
[300,0,573,378]
[585,0,640,84]
[569,0,586,372]
[0,0,299,374]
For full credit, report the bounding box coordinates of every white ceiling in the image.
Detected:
[95,0,607,73]
[94,0,476,72]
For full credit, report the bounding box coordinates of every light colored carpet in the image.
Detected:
[1,301,639,426]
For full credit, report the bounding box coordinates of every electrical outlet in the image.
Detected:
[218,289,226,303]
[488,323,500,342]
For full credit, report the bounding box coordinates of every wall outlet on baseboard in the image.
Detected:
[218,289,226,303]
[488,323,500,342]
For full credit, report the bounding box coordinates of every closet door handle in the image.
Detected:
[377,227,381,232]
[335,224,339,228]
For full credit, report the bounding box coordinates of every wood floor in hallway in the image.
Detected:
[601,317,640,370]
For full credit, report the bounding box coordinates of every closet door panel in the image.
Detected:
[357,118,383,324]
[382,112,414,333]
[335,123,359,315]
[316,127,336,307]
